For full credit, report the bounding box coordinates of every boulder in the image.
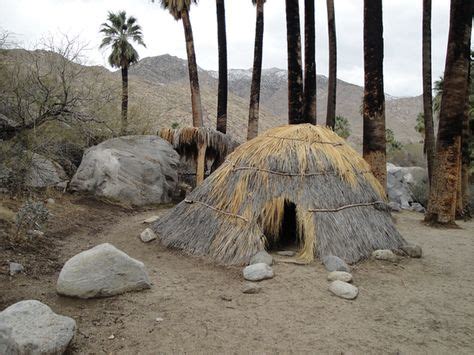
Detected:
[57,243,151,298]
[410,202,425,213]
[0,300,76,354]
[400,244,422,258]
[143,215,160,224]
[388,202,401,212]
[387,163,427,210]
[322,255,350,272]
[327,271,353,283]
[140,228,157,243]
[70,136,179,206]
[243,263,274,281]
[328,280,359,300]
[249,250,273,266]
[372,249,399,262]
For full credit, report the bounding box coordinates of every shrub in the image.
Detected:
[14,200,50,239]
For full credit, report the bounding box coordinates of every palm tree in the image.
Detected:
[216,0,227,133]
[425,0,473,225]
[159,0,203,127]
[362,0,386,191]
[285,0,304,124]
[99,11,145,135]
[433,76,444,115]
[326,0,337,129]
[303,0,316,124]
[422,0,436,188]
[247,0,265,140]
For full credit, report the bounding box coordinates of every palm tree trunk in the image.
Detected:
[285,0,304,124]
[303,0,316,124]
[425,0,473,225]
[457,34,472,219]
[216,0,228,134]
[326,0,337,129]
[121,66,128,135]
[182,9,203,127]
[363,0,386,191]
[422,0,436,188]
[247,0,265,141]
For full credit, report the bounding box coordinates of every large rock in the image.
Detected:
[243,263,274,281]
[387,163,427,209]
[327,271,353,283]
[70,136,179,206]
[0,300,76,354]
[372,249,399,262]
[322,255,350,272]
[328,281,359,300]
[57,243,151,298]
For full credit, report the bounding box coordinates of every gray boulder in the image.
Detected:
[388,201,401,212]
[322,255,350,272]
[57,243,151,298]
[328,281,359,300]
[249,250,273,266]
[243,263,274,281]
[410,202,426,213]
[387,163,427,210]
[0,300,76,354]
[26,152,68,189]
[70,136,179,206]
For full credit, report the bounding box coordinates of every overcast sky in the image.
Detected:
[0,0,454,97]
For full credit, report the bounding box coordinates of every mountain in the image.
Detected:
[130,55,422,144]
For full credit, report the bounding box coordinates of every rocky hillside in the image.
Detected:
[130,54,423,144]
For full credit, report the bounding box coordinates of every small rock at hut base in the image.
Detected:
[328,280,359,300]
[108,334,115,340]
[372,249,399,262]
[46,198,55,204]
[9,262,24,276]
[400,244,422,258]
[243,263,274,282]
[327,271,353,283]
[322,255,350,272]
[143,216,160,224]
[242,283,262,294]
[249,251,273,266]
[388,202,401,212]
[140,228,157,243]
[276,250,296,257]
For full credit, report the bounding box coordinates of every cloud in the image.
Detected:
[0,0,451,96]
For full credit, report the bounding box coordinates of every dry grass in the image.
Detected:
[152,124,405,265]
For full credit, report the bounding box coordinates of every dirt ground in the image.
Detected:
[1,195,473,354]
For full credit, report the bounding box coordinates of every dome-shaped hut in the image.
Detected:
[152,124,405,265]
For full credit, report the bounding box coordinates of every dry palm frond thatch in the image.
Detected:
[159,126,239,184]
[152,124,405,265]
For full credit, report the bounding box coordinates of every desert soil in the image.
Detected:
[1,195,473,354]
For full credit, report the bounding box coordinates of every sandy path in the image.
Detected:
[2,207,474,354]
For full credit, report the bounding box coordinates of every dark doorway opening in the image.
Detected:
[277,201,299,250]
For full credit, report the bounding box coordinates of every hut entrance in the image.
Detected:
[262,200,300,251]
[279,201,299,250]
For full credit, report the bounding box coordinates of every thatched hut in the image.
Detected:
[152,124,405,265]
[159,126,239,185]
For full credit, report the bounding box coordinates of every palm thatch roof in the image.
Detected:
[159,126,240,184]
[152,124,405,265]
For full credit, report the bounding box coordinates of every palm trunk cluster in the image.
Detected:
[121,66,129,135]
[363,0,387,191]
[326,0,337,128]
[303,0,317,124]
[425,0,473,225]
